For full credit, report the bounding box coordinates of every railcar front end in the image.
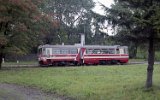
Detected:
[38,45,82,66]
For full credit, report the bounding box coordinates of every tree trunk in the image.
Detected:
[0,53,3,70]
[0,46,5,70]
[145,36,155,88]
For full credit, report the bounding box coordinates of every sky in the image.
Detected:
[92,0,115,35]
[93,0,114,15]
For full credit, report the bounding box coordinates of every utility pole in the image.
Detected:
[58,35,61,44]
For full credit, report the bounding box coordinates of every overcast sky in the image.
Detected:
[92,0,115,35]
[92,0,114,15]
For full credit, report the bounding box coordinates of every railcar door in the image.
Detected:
[78,48,85,64]
[46,48,52,57]
[119,48,125,54]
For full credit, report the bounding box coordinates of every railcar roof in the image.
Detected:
[38,45,81,48]
[38,44,128,49]
[83,45,127,48]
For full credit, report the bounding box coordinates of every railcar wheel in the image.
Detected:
[106,60,112,65]
[111,60,118,65]
[73,61,78,66]
[99,60,107,65]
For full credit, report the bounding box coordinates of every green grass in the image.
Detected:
[0,65,160,100]
[129,59,146,62]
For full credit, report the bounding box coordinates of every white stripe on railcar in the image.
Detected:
[83,56,129,59]
[45,57,76,59]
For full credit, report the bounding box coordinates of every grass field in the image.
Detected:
[0,64,160,100]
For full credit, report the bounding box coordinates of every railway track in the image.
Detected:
[2,64,39,68]
[2,61,160,69]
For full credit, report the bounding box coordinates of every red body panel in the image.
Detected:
[83,54,129,64]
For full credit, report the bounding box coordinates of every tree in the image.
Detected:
[102,0,160,88]
[110,28,139,58]
[40,0,95,44]
[91,11,110,45]
[0,0,46,69]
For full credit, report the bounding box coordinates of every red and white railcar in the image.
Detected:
[82,45,129,65]
[38,44,129,66]
[38,45,82,66]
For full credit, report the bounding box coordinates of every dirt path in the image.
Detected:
[0,83,71,100]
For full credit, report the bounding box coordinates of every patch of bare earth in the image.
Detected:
[0,83,72,100]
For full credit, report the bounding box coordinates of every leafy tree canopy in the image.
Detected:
[0,0,57,68]
[39,0,95,45]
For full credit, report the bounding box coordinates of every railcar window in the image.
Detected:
[108,49,115,54]
[101,49,109,54]
[42,48,45,52]
[124,48,128,54]
[86,49,93,54]
[61,49,69,54]
[38,48,42,54]
[52,49,60,54]
[46,49,50,55]
[101,49,115,54]
[86,48,116,54]
[42,48,45,54]
[70,49,77,54]
[92,49,101,54]
[116,48,120,54]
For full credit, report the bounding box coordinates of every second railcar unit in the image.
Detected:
[82,45,129,65]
